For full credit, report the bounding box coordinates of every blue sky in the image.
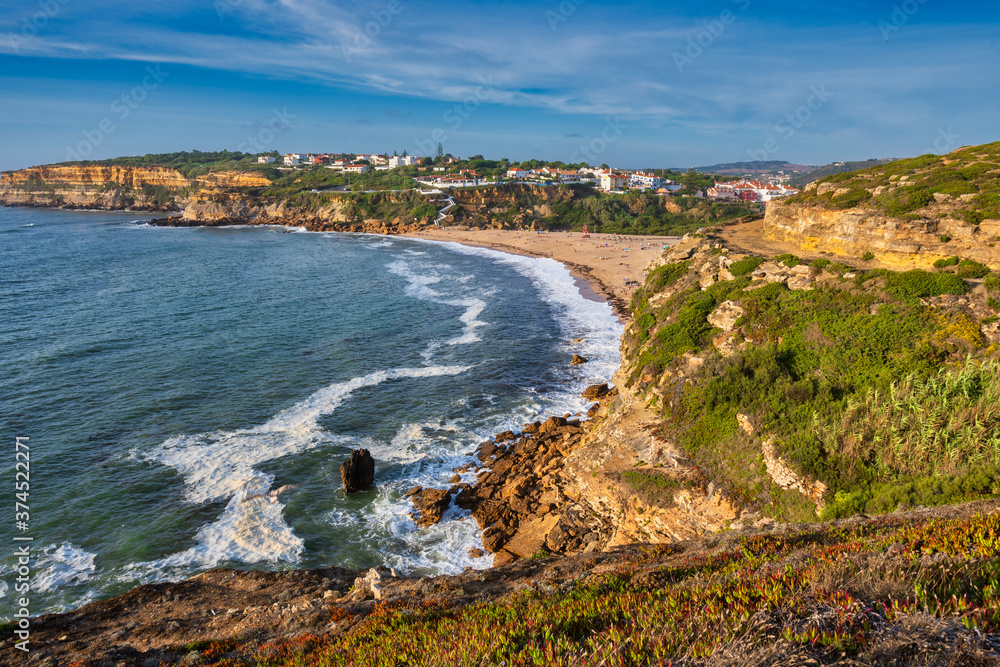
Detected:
[0,0,997,171]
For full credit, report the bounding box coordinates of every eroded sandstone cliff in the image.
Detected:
[764,199,1000,269]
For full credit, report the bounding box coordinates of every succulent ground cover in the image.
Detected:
[129,502,1000,666]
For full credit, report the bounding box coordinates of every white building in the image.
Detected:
[629,172,663,190]
[283,154,300,166]
[388,155,421,168]
[344,163,371,174]
[506,167,532,179]
[258,156,277,164]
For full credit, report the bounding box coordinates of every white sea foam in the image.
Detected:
[407,239,625,410]
[140,365,471,573]
[325,420,491,575]
[388,259,489,349]
[33,543,97,594]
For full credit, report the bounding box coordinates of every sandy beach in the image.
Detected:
[404,228,681,320]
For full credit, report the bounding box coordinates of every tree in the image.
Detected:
[402,149,408,157]
[421,157,433,166]
[436,143,444,160]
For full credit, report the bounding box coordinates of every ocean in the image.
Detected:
[0,206,623,618]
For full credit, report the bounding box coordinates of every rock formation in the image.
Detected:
[340,449,375,493]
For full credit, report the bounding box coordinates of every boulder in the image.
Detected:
[504,514,562,559]
[571,354,589,365]
[340,449,375,493]
[581,383,610,400]
[707,301,745,332]
[410,488,453,527]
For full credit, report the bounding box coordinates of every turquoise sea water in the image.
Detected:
[0,206,623,617]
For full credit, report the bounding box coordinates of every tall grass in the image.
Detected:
[816,358,1000,479]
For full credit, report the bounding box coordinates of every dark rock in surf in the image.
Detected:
[341,449,375,493]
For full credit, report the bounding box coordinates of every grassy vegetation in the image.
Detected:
[624,249,999,523]
[182,509,1000,665]
[63,150,270,178]
[542,192,759,236]
[789,141,1000,223]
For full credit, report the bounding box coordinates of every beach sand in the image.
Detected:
[404,228,681,320]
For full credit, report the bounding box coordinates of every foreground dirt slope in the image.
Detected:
[4,499,999,665]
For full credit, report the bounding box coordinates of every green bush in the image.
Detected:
[811,258,831,269]
[729,257,765,276]
[985,274,1000,293]
[880,269,969,300]
[773,254,801,268]
[862,252,875,262]
[934,256,960,269]
[956,260,991,279]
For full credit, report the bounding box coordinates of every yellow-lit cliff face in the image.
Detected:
[198,171,273,188]
[0,165,191,189]
[0,165,274,212]
[764,200,1000,269]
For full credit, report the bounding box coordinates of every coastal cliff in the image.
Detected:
[0,164,271,211]
[763,142,1000,268]
[764,199,1000,268]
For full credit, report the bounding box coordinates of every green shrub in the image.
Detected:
[862,252,875,262]
[832,188,873,208]
[811,258,831,269]
[934,256,960,269]
[729,257,765,276]
[881,269,969,300]
[941,235,952,243]
[773,254,801,268]
[986,274,1000,293]
[956,260,991,279]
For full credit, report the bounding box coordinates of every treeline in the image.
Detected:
[544,191,758,236]
[63,150,271,178]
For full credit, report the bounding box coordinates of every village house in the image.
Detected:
[598,169,629,191]
[388,155,421,168]
[257,156,277,164]
[629,171,663,190]
[344,163,371,174]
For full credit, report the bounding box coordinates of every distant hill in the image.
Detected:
[689,160,818,175]
[787,158,896,188]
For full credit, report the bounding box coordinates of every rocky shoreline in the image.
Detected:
[409,383,618,566]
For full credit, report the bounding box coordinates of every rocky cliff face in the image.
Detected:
[0,165,272,212]
[764,200,1000,268]
[1,165,190,189]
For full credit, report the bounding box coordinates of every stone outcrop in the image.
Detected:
[761,438,828,515]
[764,200,1000,269]
[409,488,453,527]
[340,449,375,493]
